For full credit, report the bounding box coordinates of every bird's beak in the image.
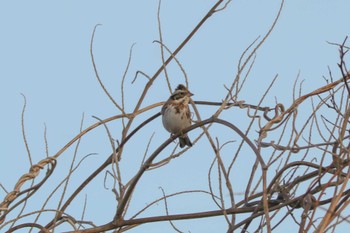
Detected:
[188,92,194,97]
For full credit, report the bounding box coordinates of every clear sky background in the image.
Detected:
[1,1,350,232]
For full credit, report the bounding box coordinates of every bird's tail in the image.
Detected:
[179,134,192,148]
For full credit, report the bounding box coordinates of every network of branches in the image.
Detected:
[1,0,350,232]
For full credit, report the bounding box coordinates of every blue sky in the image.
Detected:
[1,1,350,232]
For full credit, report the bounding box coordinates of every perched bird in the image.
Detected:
[161,84,193,148]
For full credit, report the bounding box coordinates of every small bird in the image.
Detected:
[161,84,193,148]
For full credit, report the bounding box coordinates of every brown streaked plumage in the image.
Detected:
[161,84,193,148]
